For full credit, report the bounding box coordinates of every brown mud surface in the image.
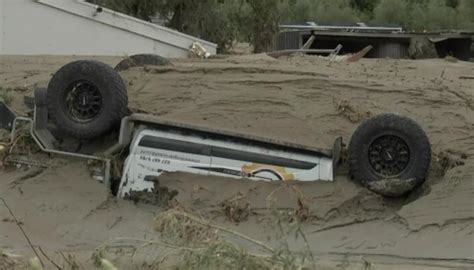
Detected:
[0,55,473,269]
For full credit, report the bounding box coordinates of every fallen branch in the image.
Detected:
[38,247,62,270]
[57,252,83,270]
[96,237,274,269]
[102,238,205,253]
[169,210,275,254]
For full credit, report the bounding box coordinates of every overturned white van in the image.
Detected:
[0,60,432,198]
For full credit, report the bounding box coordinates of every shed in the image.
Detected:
[0,0,217,57]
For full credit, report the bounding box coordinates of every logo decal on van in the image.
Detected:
[242,164,294,181]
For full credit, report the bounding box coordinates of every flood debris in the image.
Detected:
[124,176,178,207]
[434,151,466,177]
[221,193,251,223]
[0,252,22,270]
[296,198,310,222]
[152,208,314,269]
[344,45,374,62]
[189,41,211,59]
[335,99,372,123]
[154,209,219,247]
[9,168,44,189]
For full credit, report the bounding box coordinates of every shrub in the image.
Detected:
[373,0,409,27]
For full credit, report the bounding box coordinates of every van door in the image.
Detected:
[118,130,212,198]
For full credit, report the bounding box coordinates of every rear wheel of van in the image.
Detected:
[47,60,128,139]
[348,113,431,197]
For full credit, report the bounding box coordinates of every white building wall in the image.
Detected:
[0,0,217,57]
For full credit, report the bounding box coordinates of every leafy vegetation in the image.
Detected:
[89,185,318,269]
[87,0,474,52]
[92,207,315,269]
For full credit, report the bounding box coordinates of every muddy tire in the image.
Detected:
[348,114,431,196]
[47,60,128,139]
[114,54,171,71]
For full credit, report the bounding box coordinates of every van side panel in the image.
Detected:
[118,128,333,198]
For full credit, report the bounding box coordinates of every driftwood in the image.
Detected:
[345,45,374,62]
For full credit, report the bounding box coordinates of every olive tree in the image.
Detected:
[87,0,159,21]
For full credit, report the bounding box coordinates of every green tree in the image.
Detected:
[312,0,360,24]
[373,0,408,27]
[405,1,428,31]
[373,0,473,31]
[246,0,285,53]
[423,0,462,30]
[445,0,460,8]
[285,0,360,24]
[458,0,474,29]
[155,0,238,52]
[349,0,379,13]
[89,0,473,53]
[89,0,159,21]
[90,0,240,52]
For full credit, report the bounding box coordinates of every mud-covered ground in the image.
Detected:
[0,54,473,269]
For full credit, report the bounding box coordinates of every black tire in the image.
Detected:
[47,60,128,139]
[114,54,171,71]
[348,113,431,195]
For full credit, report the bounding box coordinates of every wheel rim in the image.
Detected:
[368,135,410,177]
[64,80,102,122]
